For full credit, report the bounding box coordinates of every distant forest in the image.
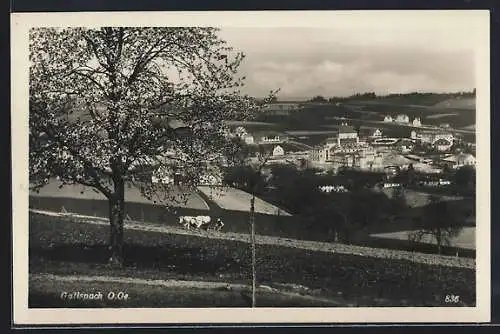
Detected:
[310,90,476,103]
[268,89,476,104]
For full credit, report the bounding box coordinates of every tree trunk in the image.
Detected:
[108,176,125,268]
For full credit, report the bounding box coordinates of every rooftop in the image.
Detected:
[434,138,452,145]
[338,124,357,134]
[251,131,287,139]
[442,153,475,162]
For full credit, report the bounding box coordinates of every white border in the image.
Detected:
[11,10,491,325]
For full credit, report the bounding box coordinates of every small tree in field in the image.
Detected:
[29,27,275,267]
[408,195,464,254]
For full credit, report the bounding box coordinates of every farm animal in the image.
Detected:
[204,218,224,232]
[178,215,211,230]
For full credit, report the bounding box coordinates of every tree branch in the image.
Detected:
[83,35,112,73]
[127,36,171,85]
[41,124,114,197]
[70,70,108,95]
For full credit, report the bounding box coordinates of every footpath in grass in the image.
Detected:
[30,212,476,307]
[29,273,345,308]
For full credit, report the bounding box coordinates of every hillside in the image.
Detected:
[432,97,476,110]
[246,93,476,146]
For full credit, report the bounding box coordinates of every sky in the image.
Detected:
[217,15,478,100]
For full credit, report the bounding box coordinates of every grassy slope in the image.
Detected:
[229,95,475,147]
[370,227,475,250]
[30,276,341,308]
[250,108,474,147]
[29,214,476,307]
[224,97,474,144]
[32,180,209,210]
[29,179,476,257]
[198,186,292,216]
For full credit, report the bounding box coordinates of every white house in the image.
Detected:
[242,133,255,145]
[318,185,348,193]
[337,123,359,146]
[261,135,281,143]
[442,153,476,169]
[372,128,383,138]
[434,138,453,152]
[412,117,422,127]
[457,153,476,166]
[359,126,383,139]
[253,131,287,144]
[384,115,393,122]
[272,145,285,157]
[383,182,402,188]
[395,114,410,123]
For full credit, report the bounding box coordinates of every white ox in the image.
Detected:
[179,215,211,230]
[178,216,224,232]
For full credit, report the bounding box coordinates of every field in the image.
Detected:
[224,120,285,133]
[228,99,475,148]
[29,212,475,307]
[32,179,292,217]
[32,179,209,210]
[341,100,475,129]
[198,186,291,216]
[29,179,476,257]
[378,188,465,208]
[425,113,460,119]
[370,227,475,251]
[432,97,476,110]
[230,95,476,150]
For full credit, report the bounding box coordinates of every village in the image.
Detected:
[221,103,476,193]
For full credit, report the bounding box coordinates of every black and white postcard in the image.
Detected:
[11,10,490,325]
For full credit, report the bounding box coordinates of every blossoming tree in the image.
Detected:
[29,27,273,266]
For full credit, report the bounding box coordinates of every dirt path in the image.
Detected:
[29,273,344,306]
[30,209,474,269]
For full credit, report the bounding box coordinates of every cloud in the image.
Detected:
[218,25,476,99]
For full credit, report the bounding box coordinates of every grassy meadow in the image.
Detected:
[30,213,475,308]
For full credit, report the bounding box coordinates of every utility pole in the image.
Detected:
[250,187,256,308]
[248,152,271,308]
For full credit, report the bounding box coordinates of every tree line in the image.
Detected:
[304,90,476,104]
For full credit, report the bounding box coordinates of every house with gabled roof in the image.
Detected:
[358,126,383,139]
